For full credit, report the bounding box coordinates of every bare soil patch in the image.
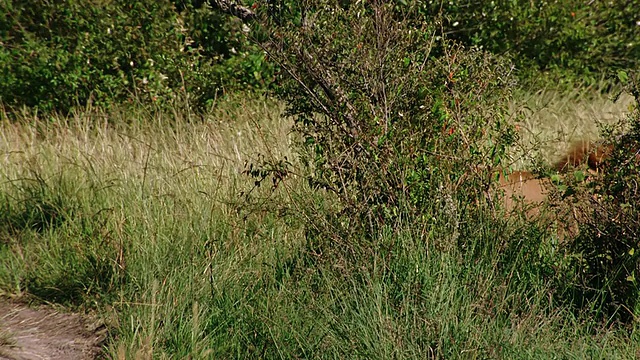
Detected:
[0,300,106,360]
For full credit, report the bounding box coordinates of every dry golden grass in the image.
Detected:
[0,98,295,196]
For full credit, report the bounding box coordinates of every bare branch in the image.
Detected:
[210,0,256,22]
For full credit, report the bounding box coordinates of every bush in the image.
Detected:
[0,0,274,114]
[248,0,517,257]
[1,1,174,112]
[172,1,275,106]
[562,73,640,323]
[422,0,640,86]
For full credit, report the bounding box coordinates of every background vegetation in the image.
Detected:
[430,0,639,86]
[0,0,273,113]
[0,0,639,358]
[1,0,638,112]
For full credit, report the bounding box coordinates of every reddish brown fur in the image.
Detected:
[587,143,614,170]
[501,139,612,212]
[496,170,579,238]
[497,171,547,214]
[553,140,613,173]
[498,139,611,213]
[493,139,629,239]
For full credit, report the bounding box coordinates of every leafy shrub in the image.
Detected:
[422,0,640,86]
[176,1,275,101]
[249,0,517,255]
[1,1,174,112]
[0,0,273,114]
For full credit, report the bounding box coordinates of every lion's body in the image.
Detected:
[492,140,616,238]
[498,171,547,214]
[499,140,615,213]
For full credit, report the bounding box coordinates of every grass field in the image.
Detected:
[0,89,638,358]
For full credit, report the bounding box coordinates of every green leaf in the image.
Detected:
[617,70,628,83]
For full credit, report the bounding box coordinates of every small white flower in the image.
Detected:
[107,27,111,35]
[453,21,459,27]
[142,77,148,85]
[130,61,134,67]
[636,20,640,26]
[242,24,250,33]
[230,47,237,54]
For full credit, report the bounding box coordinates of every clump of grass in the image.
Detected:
[0,327,16,347]
[0,172,72,237]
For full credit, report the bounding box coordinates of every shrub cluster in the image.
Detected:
[1,0,636,113]
[0,0,273,113]
[565,76,640,322]
[245,0,640,325]
[426,0,640,86]
[248,1,517,258]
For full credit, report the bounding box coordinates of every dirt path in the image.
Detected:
[0,300,106,360]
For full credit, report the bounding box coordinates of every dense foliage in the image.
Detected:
[1,1,640,357]
[1,0,637,113]
[255,1,517,246]
[567,77,640,322]
[0,0,272,113]
[429,0,640,85]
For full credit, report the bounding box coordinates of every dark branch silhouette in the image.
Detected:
[210,0,256,22]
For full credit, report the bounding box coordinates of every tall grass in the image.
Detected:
[0,94,638,358]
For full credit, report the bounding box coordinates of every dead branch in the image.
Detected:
[210,0,256,22]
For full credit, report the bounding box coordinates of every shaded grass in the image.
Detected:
[0,93,638,358]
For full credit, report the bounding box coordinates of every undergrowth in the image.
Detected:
[0,91,637,357]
